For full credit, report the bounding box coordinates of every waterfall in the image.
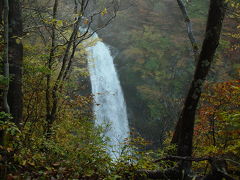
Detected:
[86,33,129,158]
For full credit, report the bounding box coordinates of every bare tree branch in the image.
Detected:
[176,0,199,62]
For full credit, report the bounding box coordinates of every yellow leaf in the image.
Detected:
[7,147,13,152]
[22,160,27,166]
[83,19,89,25]
[28,161,35,166]
[16,39,21,44]
[101,8,107,16]
[57,20,63,26]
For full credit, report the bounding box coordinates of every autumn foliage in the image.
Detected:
[193,80,240,175]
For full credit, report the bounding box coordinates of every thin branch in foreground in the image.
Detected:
[176,0,199,62]
[153,155,210,163]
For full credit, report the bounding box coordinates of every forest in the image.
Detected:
[0,0,239,179]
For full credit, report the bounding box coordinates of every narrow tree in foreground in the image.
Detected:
[3,0,10,114]
[172,0,227,161]
[8,0,23,126]
[0,0,10,146]
[0,1,3,24]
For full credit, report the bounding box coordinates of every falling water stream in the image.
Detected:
[86,33,129,158]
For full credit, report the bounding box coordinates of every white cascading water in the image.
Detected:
[86,33,129,158]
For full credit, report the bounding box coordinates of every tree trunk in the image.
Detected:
[0,0,10,147]
[3,0,10,114]
[171,0,226,169]
[46,0,86,137]
[0,0,3,24]
[7,0,23,126]
[45,0,59,137]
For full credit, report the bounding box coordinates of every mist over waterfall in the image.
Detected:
[86,33,130,157]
